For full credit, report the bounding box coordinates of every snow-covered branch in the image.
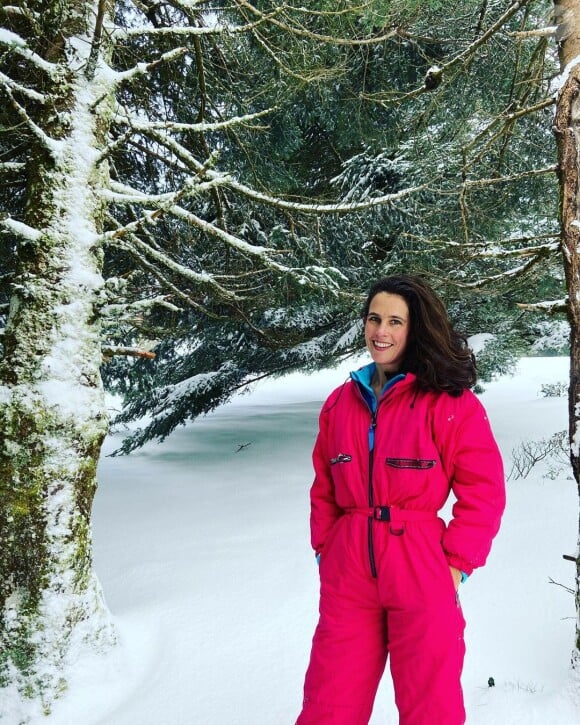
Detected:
[0,80,60,153]
[105,175,227,207]
[106,225,242,302]
[452,255,546,288]
[105,242,225,317]
[516,298,567,313]
[472,241,559,259]
[509,26,558,39]
[102,345,156,360]
[217,174,427,215]
[0,28,60,77]
[1,216,42,242]
[0,70,46,103]
[0,162,26,173]
[115,3,284,40]
[113,106,275,135]
[113,47,189,86]
[113,127,427,215]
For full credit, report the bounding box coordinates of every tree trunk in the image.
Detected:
[0,2,116,714]
[553,0,580,664]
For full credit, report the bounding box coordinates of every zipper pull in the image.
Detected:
[368,414,377,451]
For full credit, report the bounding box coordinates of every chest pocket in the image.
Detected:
[385,457,436,469]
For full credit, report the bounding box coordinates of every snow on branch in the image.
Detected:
[0,80,60,154]
[115,3,284,40]
[106,225,242,302]
[470,241,559,259]
[0,28,60,77]
[104,235,225,317]
[516,299,567,314]
[0,70,46,103]
[0,162,26,173]
[114,106,275,135]
[452,255,546,289]
[113,47,189,86]
[102,346,156,360]
[105,172,227,205]
[105,184,347,296]
[140,129,427,215]
[217,174,427,215]
[1,216,42,242]
[509,26,558,39]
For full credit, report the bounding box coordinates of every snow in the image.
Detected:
[468,332,495,354]
[0,28,27,48]
[3,356,580,724]
[552,54,580,94]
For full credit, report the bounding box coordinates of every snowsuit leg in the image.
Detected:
[297,516,466,725]
[377,519,466,725]
[297,517,387,724]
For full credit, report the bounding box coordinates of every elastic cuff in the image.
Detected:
[445,553,474,577]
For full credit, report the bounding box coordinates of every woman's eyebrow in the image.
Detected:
[368,311,406,321]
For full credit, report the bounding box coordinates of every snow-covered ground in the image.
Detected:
[6,357,580,724]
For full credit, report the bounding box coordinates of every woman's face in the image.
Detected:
[364,292,410,373]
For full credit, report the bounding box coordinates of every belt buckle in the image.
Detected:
[374,506,391,522]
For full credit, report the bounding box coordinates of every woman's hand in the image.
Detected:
[449,566,462,591]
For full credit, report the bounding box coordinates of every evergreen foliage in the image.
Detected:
[1,0,565,456]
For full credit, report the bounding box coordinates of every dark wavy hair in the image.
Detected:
[361,275,476,395]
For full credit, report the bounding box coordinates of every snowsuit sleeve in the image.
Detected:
[435,391,505,576]
[309,391,344,556]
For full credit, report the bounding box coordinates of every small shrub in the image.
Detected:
[539,381,567,398]
[509,430,568,481]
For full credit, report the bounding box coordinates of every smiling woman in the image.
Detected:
[296,274,506,725]
[363,291,410,392]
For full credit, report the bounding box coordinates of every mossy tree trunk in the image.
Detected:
[0,1,116,714]
[553,0,580,664]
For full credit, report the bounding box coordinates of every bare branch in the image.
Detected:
[361,0,533,106]
[85,0,107,81]
[462,165,557,189]
[236,0,399,46]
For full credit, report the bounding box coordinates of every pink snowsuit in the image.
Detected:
[297,364,505,725]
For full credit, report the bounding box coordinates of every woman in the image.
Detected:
[296,275,505,725]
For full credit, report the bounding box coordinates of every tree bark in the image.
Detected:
[553,0,580,662]
[0,2,116,713]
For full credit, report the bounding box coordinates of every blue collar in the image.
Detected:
[350,362,405,412]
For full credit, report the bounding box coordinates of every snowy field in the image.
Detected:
[6,356,580,724]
